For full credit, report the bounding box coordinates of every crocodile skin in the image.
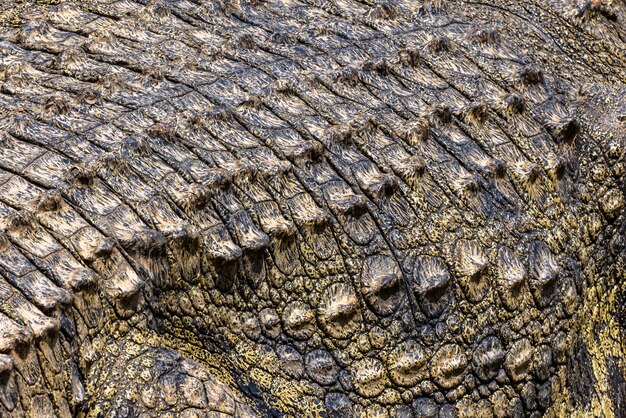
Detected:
[0,0,624,416]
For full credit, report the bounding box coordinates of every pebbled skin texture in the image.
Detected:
[0,0,624,416]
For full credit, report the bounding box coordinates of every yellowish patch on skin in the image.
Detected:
[550,276,626,417]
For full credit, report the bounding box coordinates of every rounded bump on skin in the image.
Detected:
[6,210,35,232]
[67,268,98,291]
[328,193,368,217]
[331,66,360,87]
[34,190,63,213]
[54,46,87,70]
[276,345,304,379]
[533,345,553,382]
[94,152,130,174]
[394,155,427,180]
[430,344,468,389]
[397,47,420,67]
[453,172,481,198]
[318,282,362,339]
[204,105,235,123]
[0,354,14,376]
[362,58,392,76]
[286,140,324,163]
[413,256,454,318]
[137,0,171,22]
[455,240,491,302]
[413,397,439,417]
[274,77,300,96]
[281,301,316,340]
[18,19,51,46]
[485,158,507,179]
[266,219,297,239]
[120,137,152,157]
[404,117,431,145]
[550,117,580,144]
[413,255,451,298]
[454,240,488,278]
[259,160,293,179]
[365,3,396,21]
[120,229,167,257]
[323,123,354,145]
[528,241,559,288]
[305,349,338,386]
[600,187,624,219]
[471,27,500,45]
[96,73,126,95]
[360,173,399,200]
[518,65,544,85]
[259,308,281,339]
[513,160,542,191]
[325,392,354,416]
[463,102,490,124]
[430,103,452,124]
[426,36,451,54]
[504,93,526,114]
[351,357,387,398]
[387,339,430,387]
[496,247,528,310]
[473,336,505,382]
[89,237,116,261]
[545,152,567,181]
[63,165,95,188]
[360,255,404,316]
[241,312,262,341]
[76,87,101,106]
[1,108,32,132]
[505,339,533,382]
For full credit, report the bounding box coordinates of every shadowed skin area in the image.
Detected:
[0,0,624,417]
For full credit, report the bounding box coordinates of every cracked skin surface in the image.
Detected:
[0,0,624,417]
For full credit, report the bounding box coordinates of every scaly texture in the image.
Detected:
[0,0,624,417]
